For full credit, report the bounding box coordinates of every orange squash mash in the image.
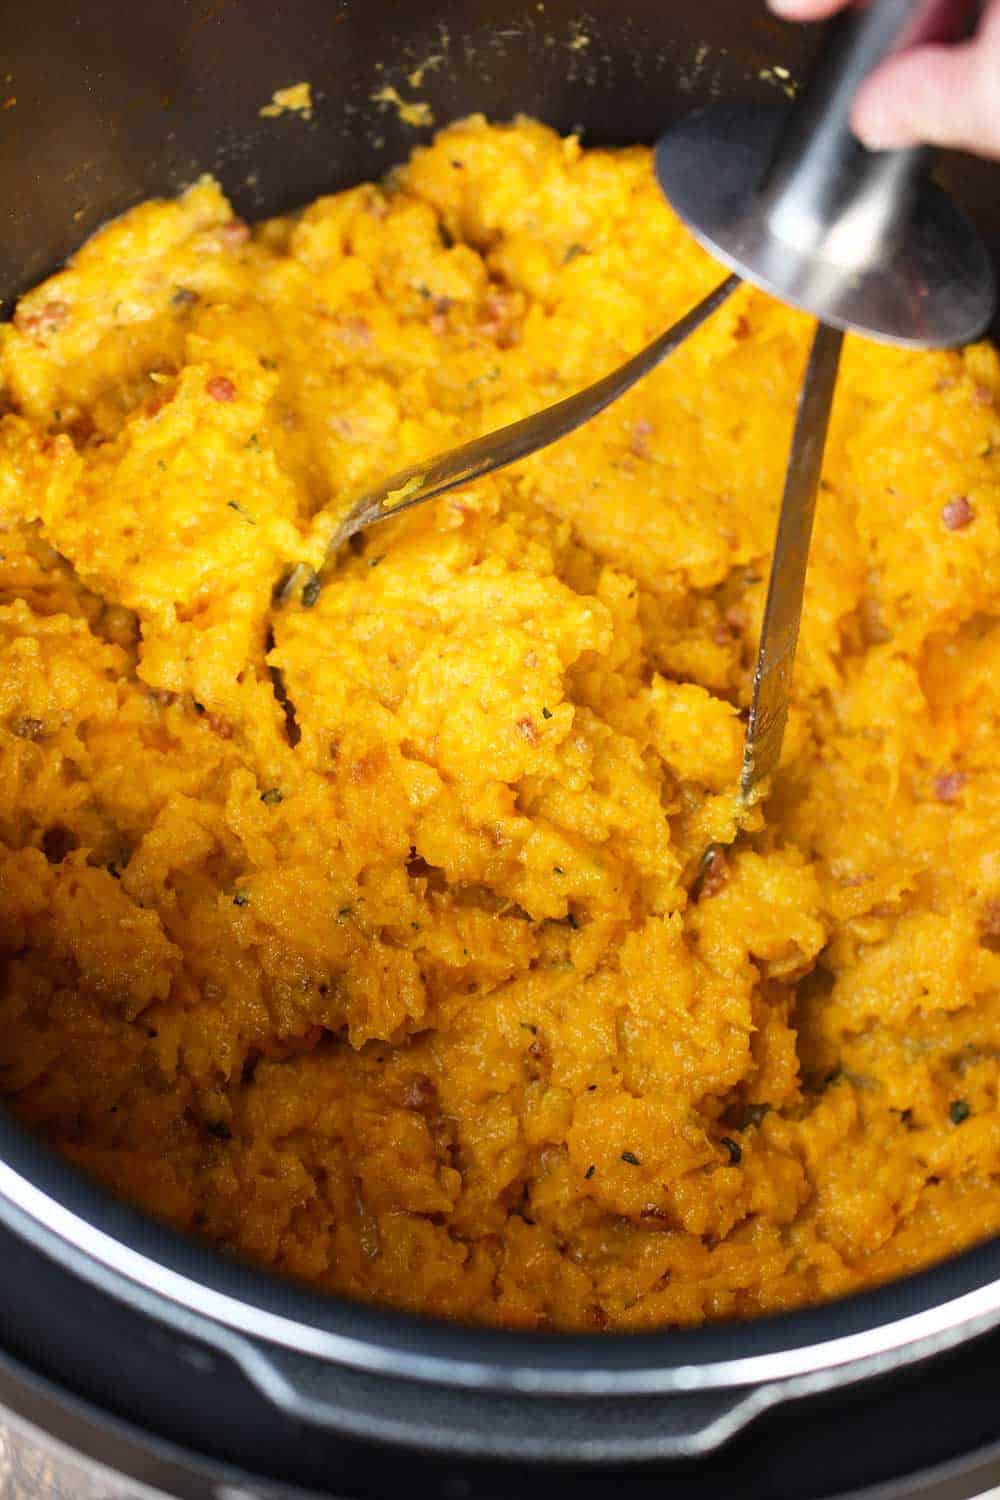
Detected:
[0,117,999,1331]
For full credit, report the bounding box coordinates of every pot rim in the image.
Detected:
[2,1111,1000,1397]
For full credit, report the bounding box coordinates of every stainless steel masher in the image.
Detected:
[279,0,994,837]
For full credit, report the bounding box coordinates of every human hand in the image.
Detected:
[767,0,1000,159]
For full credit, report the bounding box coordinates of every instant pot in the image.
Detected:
[2,1,1000,1495]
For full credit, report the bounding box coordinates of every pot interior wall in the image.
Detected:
[1,0,997,320]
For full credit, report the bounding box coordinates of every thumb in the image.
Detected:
[852,37,1000,157]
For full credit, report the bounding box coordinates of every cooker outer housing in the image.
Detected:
[0,0,999,1488]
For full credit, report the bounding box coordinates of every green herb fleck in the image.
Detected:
[260,356,278,370]
[621,1150,641,1167]
[368,554,385,569]
[233,890,250,907]
[338,905,352,918]
[301,574,322,608]
[553,865,564,875]
[246,432,260,450]
[565,911,579,930]
[949,1098,971,1125]
[541,706,553,720]
[720,1136,742,1165]
[563,242,587,265]
[156,459,167,472]
[54,408,62,422]
[260,787,283,806]
[228,500,256,525]
[520,1022,538,1035]
[584,1164,596,1180]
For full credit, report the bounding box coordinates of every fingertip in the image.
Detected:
[766,0,847,18]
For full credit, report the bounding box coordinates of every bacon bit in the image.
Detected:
[942,496,974,530]
[206,376,237,403]
[934,771,967,803]
[207,713,234,740]
[145,392,172,419]
[982,900,1000,938]
[402,1073,437,1110]
[479,288,520,346]
[337,316,372,348]
[10,717,45,740]
[221,218,250,247]
[257,1024,324,1061]
[516,717,539,743]
[348,746,388,784]
[15,299,70,343]
[630,418,653,459]
[974,384,995,407]
[699,847,729,899]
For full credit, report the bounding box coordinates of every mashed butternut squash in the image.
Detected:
[0,118,999,1330]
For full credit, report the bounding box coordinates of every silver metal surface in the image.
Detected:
[740,319,844,805]
[655,0,995,347]
[279,274,737,604]
[5,1155,1000,1401]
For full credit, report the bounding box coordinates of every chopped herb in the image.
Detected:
[462,947,469,957]
[520,1022,538,1035]
[411,921,421,931]
[246,432,260,450]
[206,1120,232,1140]
[621,1150,641,1167]
[541,706,553,720]
[228,500,256,525]
[587,1084,597,1092]
[949,1098,971,1125]
[565,912,580,930]
[232,890,250,907]
[259,356,278,370]
[54,408,62,422]
[720,1136,742,1165]
[563,242,587,264]
[156,459,167,472]
[107,861,122,880]
[584,1164,596,1180]
[368,554,385,569]
[338,905,352,918]
[260,787,283,805]
[301,574,322,608]
[553,865,564,875]
[171,286,198,309]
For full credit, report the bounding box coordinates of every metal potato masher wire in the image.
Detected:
[280,0,995,859]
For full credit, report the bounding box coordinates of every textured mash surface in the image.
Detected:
[0,118,999,1330]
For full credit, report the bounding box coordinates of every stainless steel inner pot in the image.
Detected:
[0,0,999,1484]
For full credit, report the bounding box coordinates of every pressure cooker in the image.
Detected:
[1,0,1000,1494]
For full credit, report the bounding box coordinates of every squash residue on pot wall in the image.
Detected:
[0,117,998,1330]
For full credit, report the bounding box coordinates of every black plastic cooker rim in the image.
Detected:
[3,1109,1000,1399]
